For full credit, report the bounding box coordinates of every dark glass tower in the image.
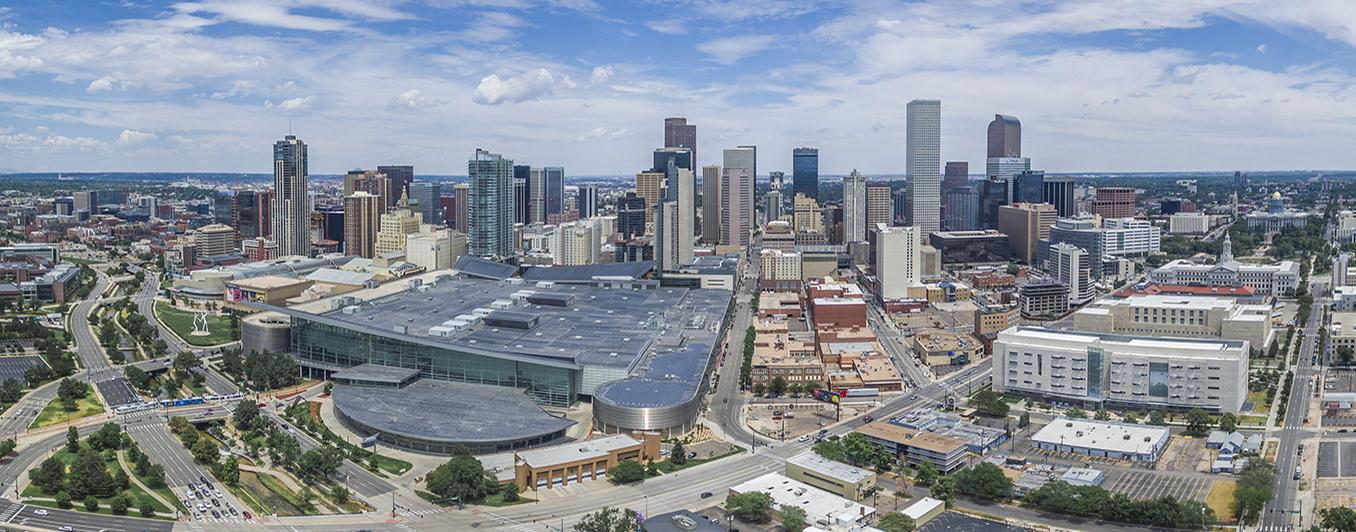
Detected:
[792,147,819,200]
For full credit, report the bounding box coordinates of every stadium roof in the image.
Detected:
[332,380,574,443]
[454,256,519,280]
[520,261,654,283]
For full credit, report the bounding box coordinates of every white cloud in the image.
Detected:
[472,68,557,105]
[268,96,315,111]
[210,80,256,99]
[388,89,446,109]
[454,11,529,43]
[42,135,101,148]
[171,0,414,32]
[0,30,45,79]
[575,126,626,141]
[1256,43,1267,53]
[590,65,613,84]
[646,20,687,35]
[86,77,114,92]
[116,129,158,145]
[697,35,775,65]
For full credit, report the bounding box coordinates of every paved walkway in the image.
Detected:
[116,449,178,514]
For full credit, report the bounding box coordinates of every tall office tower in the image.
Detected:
[892,188,907,225]
[343,192,381,258]
[792,147,819,200]
[408,181,442,226]
[635,170,666,227]
[526,167,546,224]
[345,169,395,212]
[979,178,1009,229]
[986,158,1031,200]
[467,149,515,259]
[866,182,893,228]
[1233,170,1248,195]
[738,145,757,187]
[905,99,941,234]
[1092,187,1136,218]
[73,191,97,215]
[452,184,469,234]
[701,164,722,244]
[234,191,264,240]
[653,169,694,272]
[554,220,602,266]
[1043,174,1076,217]
[721,148,755,247]
[194,224,237,259]
[997,202,1057,264]
[987,114,1021,158]
[271,135,310,256]
[653,147,693,173]
[944,186,980,231]
[792,194,823,233]
[617,192,648,240]
[213,190,234,227]
[874,224,921,299]
[669,164,695,265]
[1012,170,1045,203]
[513,165,531,225]
[842,169,866,243]
[374,191,423,257]
[376,165,414,202]
[577,184,598,219]
[944,161,969,193]
[317,207,344,246]
[768,170,784,191]
[543,166,565,221]
[1051,242,1094,305]
[764,190,784,224]
[664,117,696,170]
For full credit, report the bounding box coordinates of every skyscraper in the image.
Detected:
[905,99,941,234]
[1043,174,1076,217]
[1051,242,1094,305]
[1012,171,1045,204]
[721,147,755,247]
[234,190,265,240]
[452,184,469,234]
[73,191,98,214]
[527,167,546,224]
[408,181,442,226]
[271,135,310,256]
[664,117,696,169]
[635,170,665,227]
[616,192,647,240]
[944,161,969,192]
[652,147,693,173]
[874,224,921,299]
[987,114,1021,158]
[866,182,893,228]
[376,165,414,202]
[997,202,1057,264]
[654,163,694,271]
[1092,187,1136,218]
[513,165,530,225]
[375,191,423,257]
[842,169,866,243]
[577,184,598,219]
[467,149,515,259]
[543,166,565,222]
[944,186,980,231]
[343,192,381,258]
[701,164,722,244]
[792,147,819,200]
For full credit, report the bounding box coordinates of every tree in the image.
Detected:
[606,460,646,484]
[426,454,496,502]
[1066,407,1087,419]
[930,476,956,505]
[1338,346,1354,366]
[191,436,219,464]
[140,503,156,518]
[914,461,939,487]
[1018,411,1030,428]
[66,425,81,453]
[0,438,14,458]
[1149,410,1167,426]
[1186,408,1212,436]
[954,463,1013,501]
[89,422,123,451]
[0,378,22,404]
[1233,458,1277,524]
[753,383,766,396]
[297,448,343,480]
[111,496,130,515]
[770,376,787,397]
[30,457,67,495]
[876,512,916,532]
[573,507,640,532]
[218,455,240,485]
[1094,409,1111,421]
[971,390,1009,417]
[84,495,99,512]
[725,491,775,523]
[68,449,116,499]
[55,490,72,509]
[1320,507,1356,532]
[499,482,518,502]
[645,458,658,477]
[670,441,687,466]
[124,366,151,390]
[1218,412,1239,433]
[779,504,807,531]
[1123,411,1141,424]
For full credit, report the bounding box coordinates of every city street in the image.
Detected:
[1260,280,1327,532]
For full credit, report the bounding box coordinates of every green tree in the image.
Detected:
[1123,411,1141,424]
[67,449,116,499]
[0,438,14,458]
[1149,410,1167,426]
[111,496,130,515]
[140,503,156,518]
[217,455,240,485]
[725,491,775,523]
[84,495,99,512]
[66,425,81,453]
[426,453,496,502]
[779,504,807,531]
[770,376,787,397]
[1065,407,1087,419]
[29,457,67,495]
[55,490,72,509]
[1094,409,1111,421]
[1185,408,1212,436]
[1338,346,1354,366]
[645,458,658,477]
[499,482,518,502]
[669,440,687,466]
[753,383,766,395]
[929,476,956,505]
[876,512,916,532]
[914,461,939,487]
[971,390,1009,417]
[573,507,640,532]
[1232,458,1277,524]
[1320,507,1356,531]
[1018,411,1029,428]
[191,435,219,464]
[954,463,1013,501]
[1218,412,1239,433]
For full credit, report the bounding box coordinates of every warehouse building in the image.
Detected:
[1031,418,1170,462]
[784,452,877,502]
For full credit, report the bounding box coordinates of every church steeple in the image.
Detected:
[1220,232,1234,264]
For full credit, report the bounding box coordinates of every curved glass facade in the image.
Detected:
[290,319,577,406]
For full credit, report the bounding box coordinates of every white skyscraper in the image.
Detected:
[873,223,920,299]
[905,99,941,234]
[842,169,866,243]
[1052,242,1094,305]
[271,135,311,256]
[654,167,695,271]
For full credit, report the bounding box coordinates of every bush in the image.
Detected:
[55,491,72,509]
[607,460,646,484]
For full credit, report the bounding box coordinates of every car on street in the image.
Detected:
[700,492,713,498]
[211,510,221,518]
[33,509,48,516]
[862,415,874,422]
[797,435,811,443]
[58,527,73,532]
[214,490,223,498]
[243,511,253,520]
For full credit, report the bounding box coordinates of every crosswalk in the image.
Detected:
[0,502,24,523]
[1258,524,1294,531]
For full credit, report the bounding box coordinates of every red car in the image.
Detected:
[862,415,874,422]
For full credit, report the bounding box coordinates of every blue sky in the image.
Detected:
[2,0,1356,175]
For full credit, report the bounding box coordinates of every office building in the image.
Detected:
[195,224,237,259]
[554,220,602,266]
[1041,216,1161,274]
[874,224,921,299]
[234,190,266,240]
[986,158,1030,195]
[316,207,344,246]
[793,194,823,234]
[1149,234,1300,296]
[663,117,696,170]
[929,230,1009,264]
[1092,187,1136,218]
[841,170,866,243]
[374,193,423,257]
[700,164,721,244]
[993,326,1251,413]
[865,182,893,229]
[635,170,665,227]
[74,190,97,215]
[376,165,414,202]
[345,169,394,211]
[721,148,755,247]
[1074,294,1273,351]
[944,186,980,231]
[343,192,382,258]
[452,184,469,234]
[944,161,969,192]
[1051,242,1094,305]
[1044,174,1076,217]
[857,422,969,473]
[513,165,530,225]
[616,192,647,240]
[1012,170,1045,204]
[654,167,694,271]
[905,99,941,234]
[1030,418,1170,462]
[576,185,597,219]
[543,166,565,221]
[1020,280,1070,319]
[408,181,442,226]
[467,149,515,259]
[997,203,1056,264]
[1169,212,1210,234]
[987,114,1021,158]
[406,228,464,271]
[979,178,1010,229]
[271,135,311,256]
[793,147,819,200]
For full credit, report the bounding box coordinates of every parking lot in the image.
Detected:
[1317,441,1356,478]
[746,402,845,441]
[919,511,1033,532]
[1100,469,1213,502]
[0,354,47,385]
[96,375,141,407]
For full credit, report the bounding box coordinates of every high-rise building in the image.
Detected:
[1012,170,1046,204]
[317,207,344,246]
[979,178,1009,229]
[345,169,394,212]
[73,191,97,215]
[944,186,980,231]
[554,220,602,266]
[467,149,515,259]
[1092,187,1136,218]
[343,192,381,258]
[664,117,697,170]
[701,164,722,244]
[272,135,310,256]
[986,157,1031,197]
[234,190,265,240]
[721,147,755,247]
[866,182,893,229]
[874,224,921,299]
[543,166,565,221]
[513,165,531,225]
[1051,242,1094,305]
[792,194,823,234]
[842,170,866,243]
[905,99,941,234]
[526,167,546,224]
[452,184,469,234]
[652,147,693,173]
[408,181,442,226]
[616,192,647,240]
[374,192,423,257]
[376,165,414,203]
[577,184,598,219]
[213,190,234,227]
[944,161,969,192]
[987,114,1021,158]
[194,224,237,259]
[635,170,665,227]
[997,203,1057,264]
[654,164,694,271]
[1043,175,1076,217]
[792,147,819,200]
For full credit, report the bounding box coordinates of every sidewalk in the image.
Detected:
[117,449,177,513]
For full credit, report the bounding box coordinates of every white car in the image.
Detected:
[797,435,811,443]
[33,509,48,516]
[215,490,223,498]
[187,491,196,500]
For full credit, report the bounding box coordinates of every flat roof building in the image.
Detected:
[729,473,875,528]
[856,421,969,473]
[1031,417,1170,462]
[1073,294,1272,354]
[911,329,982,367]
[512,433,659,492]
[785,452,877,502]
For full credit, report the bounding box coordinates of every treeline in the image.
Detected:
[220,349,299,392]
[1023,480,1215,529]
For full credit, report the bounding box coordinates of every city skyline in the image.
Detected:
[3,2,1356,175]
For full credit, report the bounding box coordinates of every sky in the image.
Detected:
[2,1,1356,176]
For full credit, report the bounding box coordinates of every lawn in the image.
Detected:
[1245,391,1271,415]
[153,300,235,346]
[1205,479,1237,523]
[231,471,308,517]
[22,444,175,519]
[654,447,745,474]
[30,393,104,429]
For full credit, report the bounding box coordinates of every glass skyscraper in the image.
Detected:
[271,135,310,256]
[409,181,442,225]
[792,147,819,200]
[468,149,515,259]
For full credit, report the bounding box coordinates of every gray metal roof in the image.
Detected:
[454,256,519,280]
[331,363,420,384]
[520,262,654,283]
[332,380,575,443]
[594,287,730,408]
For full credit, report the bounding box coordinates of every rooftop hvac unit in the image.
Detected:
[471,308,493,317]
[449,319,471,331]
[428,326,455,337]
[392,325,407,334]
[491,299,514,309]
[341,305,360,315]
[536,281,555,288]
[417,285,431,293]
[507,278,524,285]
[407,279,423,289]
